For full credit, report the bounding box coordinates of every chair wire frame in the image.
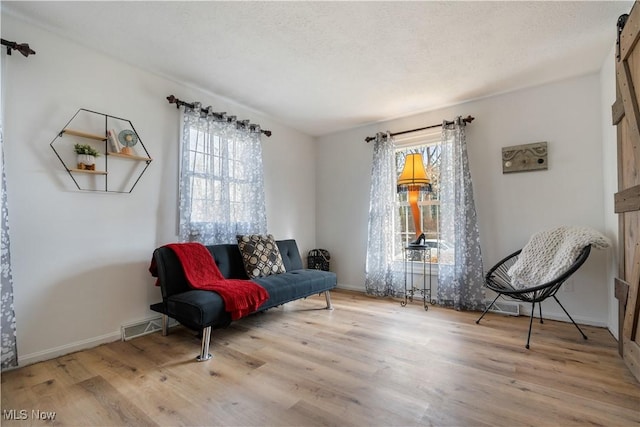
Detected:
[476,245,592,349]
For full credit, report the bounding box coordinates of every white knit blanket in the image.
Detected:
[507,226,610,289]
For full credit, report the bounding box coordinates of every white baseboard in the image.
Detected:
[336,283,364,292]
[17,330,121,368]
[517,306,608,328]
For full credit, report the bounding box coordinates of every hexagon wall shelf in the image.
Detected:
[50,108,152,193]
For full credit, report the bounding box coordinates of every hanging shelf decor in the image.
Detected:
[50,108,152,193]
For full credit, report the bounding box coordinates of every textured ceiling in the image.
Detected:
[2,1,633,136]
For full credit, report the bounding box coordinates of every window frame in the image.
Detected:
[393,130,443,267]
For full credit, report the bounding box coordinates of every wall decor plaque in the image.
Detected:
[502,141,548,174]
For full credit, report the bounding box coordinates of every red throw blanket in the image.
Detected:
[149,243,269,320]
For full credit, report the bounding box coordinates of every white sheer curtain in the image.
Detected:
[1,117,18,369]
[365,132,403,297]
[179,103,267,245]
[437,117,485,310]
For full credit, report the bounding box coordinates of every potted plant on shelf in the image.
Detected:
[74,144,100,171]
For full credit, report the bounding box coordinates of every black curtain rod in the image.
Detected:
[166,95,272,137]
[1,38,36,57]
[364,115,474,143]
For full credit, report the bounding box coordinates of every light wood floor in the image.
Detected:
[2,290,638,426]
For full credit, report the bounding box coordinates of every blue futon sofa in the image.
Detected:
[150,239,336,361]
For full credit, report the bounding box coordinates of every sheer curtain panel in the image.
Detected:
[437,117,485,310]
[1,122,17,369]
[179,103,267,245]
[365,132,403,297]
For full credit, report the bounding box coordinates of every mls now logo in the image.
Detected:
[31,410,56,420]
[3,409,56,421]
[3,410,28,420]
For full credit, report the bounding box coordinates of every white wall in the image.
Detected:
[600,44,620,338]
[317,73,612,327]
[2,14,317,365]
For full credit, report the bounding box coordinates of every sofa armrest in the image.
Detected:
[153,247,191,299]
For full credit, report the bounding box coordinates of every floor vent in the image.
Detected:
[486,300,520,316]
[121,316,178,341]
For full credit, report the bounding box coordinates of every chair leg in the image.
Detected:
[526,301,536,349]
[539,302,544,324]
[553,296,588,340]
[476,294,500,324]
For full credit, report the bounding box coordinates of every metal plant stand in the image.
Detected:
[402,246,434,311]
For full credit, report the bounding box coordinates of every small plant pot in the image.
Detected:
[77,154,96,170]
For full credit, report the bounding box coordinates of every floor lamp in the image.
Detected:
[397,153,431,247]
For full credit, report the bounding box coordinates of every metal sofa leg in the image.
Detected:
[196,326,213,362]
[161,314,169,336]
[325,291,334,310]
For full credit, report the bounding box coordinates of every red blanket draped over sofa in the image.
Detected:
[150,243,269,320]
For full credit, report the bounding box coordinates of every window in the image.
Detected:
[185,131,252,224]
[179,113,266,244]
[394,131,446,263]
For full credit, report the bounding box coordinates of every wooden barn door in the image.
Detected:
[613,1,640,382]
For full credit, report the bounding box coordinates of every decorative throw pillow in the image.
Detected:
[237,234,286,279]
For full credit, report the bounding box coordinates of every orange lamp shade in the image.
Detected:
[397,153,430,191]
